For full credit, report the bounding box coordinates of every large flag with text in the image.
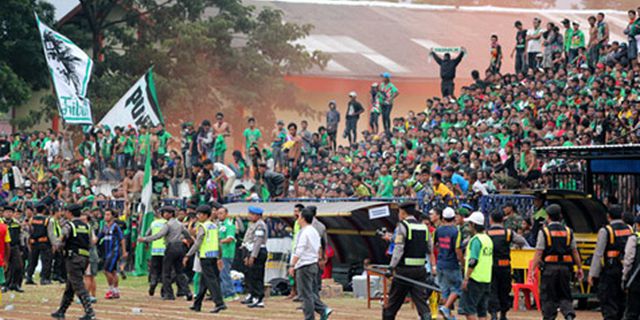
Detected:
[99,69,164,130]
[36,14,93,124]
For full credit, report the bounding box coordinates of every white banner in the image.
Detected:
[368,206,390,220]
[36,14,93,124]
[98,69,164,130]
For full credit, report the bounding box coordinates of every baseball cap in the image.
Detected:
[561,18,570,25]
[443,207,455,219]
[349,91,357,97]
[464,211,485,226]
[380,72,391,78]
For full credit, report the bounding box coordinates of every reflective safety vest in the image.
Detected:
[465,233,493,283]
[66,219,91,257]
[150,218,167,256]
[53,218,62,239]
[199,221,220,258]
[30,214,49,244]
[542,223,574,265]
[398,219,429,267]
[603,221,633,266]
[487,225,513,268]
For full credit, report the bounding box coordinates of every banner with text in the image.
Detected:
[36,14,93,124]
[99,70,164,130]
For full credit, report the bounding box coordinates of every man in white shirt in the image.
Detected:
[526,17,543,70]
[289,208,332,320]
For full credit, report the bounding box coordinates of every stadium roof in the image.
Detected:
[245,0,631,78]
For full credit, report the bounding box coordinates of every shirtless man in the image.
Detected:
[284,123,302,197]
[212,112,231,163]
[122,169,140,208]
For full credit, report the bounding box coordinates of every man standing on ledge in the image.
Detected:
[382,202,432,320]
[430,47,465,98]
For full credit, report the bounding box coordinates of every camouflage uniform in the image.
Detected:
[504,213,525,234]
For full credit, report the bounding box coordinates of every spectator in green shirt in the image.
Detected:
[376,163,394,198]
[217,207,238,300]
[155,124,173,158]
[569,21,585,62]
[561,18,573,55]
[243,117,262,165]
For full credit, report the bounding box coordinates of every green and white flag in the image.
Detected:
[133,142,154,276]
[36,14,93,124]
[99,69,164,130]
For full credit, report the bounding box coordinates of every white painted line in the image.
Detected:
[250,0,627,15]
[325,60,350,72]
[362,53,408,73]
[411,38,443,50]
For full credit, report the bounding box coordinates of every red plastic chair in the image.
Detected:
[512,260,541,311]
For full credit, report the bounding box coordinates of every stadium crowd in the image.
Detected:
[0,10,637,233]
[0,8,640,320]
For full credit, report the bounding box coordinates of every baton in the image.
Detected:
[627,263,640,289]
[365,266,441,292]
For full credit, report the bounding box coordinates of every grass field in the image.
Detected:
[1,274,599,320]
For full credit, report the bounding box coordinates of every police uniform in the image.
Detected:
[4,207,25,292]
[51,204,95,320]
[147,214,167,296]
[139,206,192,300]
[241,206,268,308]
[383,203,431,320]
[622,221,640,320]
[588,218,632,320]
[536,220,578,320]
[26,204,53,285]
[487,223,528,320]
[186,205,226,313]
[48,214,66,283]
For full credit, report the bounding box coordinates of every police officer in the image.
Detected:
[530,204,583,320]
[183,205,226,313]
[488,211,528,320]
[139,206,193,300]
[622,215,640,319]
[2,206,24,292]
[143,209,168,296]
[51,204,95,320]
[588,204,632,320]
[459,211,494,320]
[382,202,431,320]
[26,202,53,285]
[48,206,66,283]
[241,205,268,308]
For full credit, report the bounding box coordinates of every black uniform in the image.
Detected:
[538,222,576,320]
[52,217,95,320]
[383,217,431,320]
[5,217,24,291]
[26,213,53,284]
[487,225,514,319]
[593,221,632,320]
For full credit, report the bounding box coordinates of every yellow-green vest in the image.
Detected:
[465,233,493,283]
[199,220,220,258]
[151,218,167,256]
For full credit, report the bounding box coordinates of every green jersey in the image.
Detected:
[376,174,394,198]
[220,218,237,259]
[157,130,172,155]
[243,128,262,150]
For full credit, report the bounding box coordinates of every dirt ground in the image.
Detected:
[1,275,599,320]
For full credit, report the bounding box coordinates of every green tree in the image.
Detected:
[68,0,328,133]
[0,0,55,113]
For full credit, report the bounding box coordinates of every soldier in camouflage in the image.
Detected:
[502,203,524,234]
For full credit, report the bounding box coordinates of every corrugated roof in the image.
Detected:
[225,201,392,217]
